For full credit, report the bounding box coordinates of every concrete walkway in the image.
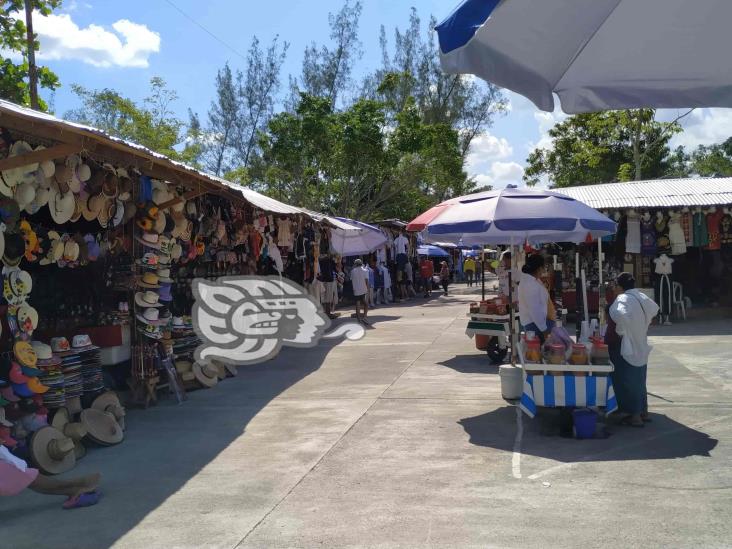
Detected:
[2,289,731,549]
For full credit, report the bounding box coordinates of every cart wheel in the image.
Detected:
[486,340,508,364]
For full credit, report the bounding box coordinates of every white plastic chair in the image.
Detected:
[672,282,686,321]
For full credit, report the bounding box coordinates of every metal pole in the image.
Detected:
[509,237,516,366]
[24,0,39,110]
[597,237,604,326]
[481,255,485,300]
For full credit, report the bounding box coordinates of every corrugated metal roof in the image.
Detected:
[553,178,732,209]
[0,99,315,218]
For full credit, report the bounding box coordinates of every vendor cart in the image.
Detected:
[465,311,510,364]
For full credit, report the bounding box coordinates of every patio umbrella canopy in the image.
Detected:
[417,245,450,258]
[436,0,732,113]
[407,187,616,246]
[329,217,387,257]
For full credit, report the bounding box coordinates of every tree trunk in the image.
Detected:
[632,112,642,180]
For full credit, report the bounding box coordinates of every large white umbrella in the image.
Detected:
[329,217,387,257]
[436,0,732,113]
[406,187,615,246]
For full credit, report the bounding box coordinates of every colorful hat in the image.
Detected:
[11,382,34,397]
[27,376,49,394]
[9,362,29,384]
[50,337,71,353]
[156,268,172,283]
[14,341,37,368]
[1,386,20,402]
[158,282,173,302]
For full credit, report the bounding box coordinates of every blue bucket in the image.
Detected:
[572,409,597,439]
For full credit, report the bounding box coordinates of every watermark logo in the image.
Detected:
[192,276,365,365]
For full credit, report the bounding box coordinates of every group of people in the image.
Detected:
[517,253,659,428]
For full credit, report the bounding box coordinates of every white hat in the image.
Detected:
[48,186,76,225]
[134,290,162,308]
[136,307,163,325]
[14,181,36,210]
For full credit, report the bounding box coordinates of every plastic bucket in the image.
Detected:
[499,365,523,399]
[572,408,597,439]
[475,334,490,351]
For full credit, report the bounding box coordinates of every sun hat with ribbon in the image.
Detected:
[137,271,160,289]
[30,425,76,474]
[137,322,162,340]
[135,290,162,308]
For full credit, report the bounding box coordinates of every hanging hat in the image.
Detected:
[170,242,183,260]
[51,407,87,459]
[158,235,172,256]
[9,362,30,384]
[27,376,49,394]
[17,304,39,334]
[30,425,76,474]
[63,239,80,262]
[0,198,19,232]
[136,307,163,325]
[97,198,114,228]
[39,233,64,266]
[50,337,71,353]
[134,290,162,308]
[71,334,98,350]
[8,269,33,300]
[135,232,161,250]
[14,181,36,211]
[1,141,37,194]
[3,232,25,267]
[84,234,100,261]
[138,252,159,267]
[14,341,37,368]
[152,210,166,234]
[1,386,19,402]
[90,391,126,431]
[193,362,218,388]
[122,201,137,225]
[67,155,91,193]
[112,199,124,227]
[48,185,76,225]
[117,168,133,202]
[0,407,13,427]
[137,271,161,289]
[80,408,123,446]
[26,185,50,215]
[101,170,119,199]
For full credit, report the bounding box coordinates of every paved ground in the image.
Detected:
[2,286,731,549]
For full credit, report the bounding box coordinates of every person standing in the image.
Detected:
[517,254,552,343]
[419,257,434,297]
[439,261,450,296]
[318,254,339,319]
[350,259,370,325]
[608,273,659,427]
[404,260,416,297]
[394,231,409,277]
[463,256,476,287]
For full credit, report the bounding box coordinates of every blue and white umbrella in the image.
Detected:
[328,217,387,257]
[436,0,732,113]
[417,245,450,258]
[407,187,615,246]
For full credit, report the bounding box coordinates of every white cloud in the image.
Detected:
[465,131,513,175]
[471,161,525,188]
[24,11,160,68]
[664,108,732,150]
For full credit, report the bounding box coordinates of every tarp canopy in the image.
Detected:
[329,217,387,257]
[417,245,450,258]
[436,0,732,113]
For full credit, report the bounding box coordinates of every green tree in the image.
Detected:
[0,0,61,110]
[65,78,201,163]
[524,109,683,187]
[690,137,732,177]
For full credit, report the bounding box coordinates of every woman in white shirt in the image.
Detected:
[518,254,552,343]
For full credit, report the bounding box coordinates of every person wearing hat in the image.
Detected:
[349,259,370,326]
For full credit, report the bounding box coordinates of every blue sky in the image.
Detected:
[26,0,732,189]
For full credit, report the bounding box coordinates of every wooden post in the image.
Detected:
[24,0,39,110]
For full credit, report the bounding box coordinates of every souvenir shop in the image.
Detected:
[553,179,732,320]
[0,99,337,477]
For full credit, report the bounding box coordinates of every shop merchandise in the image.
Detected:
[624,211,640,254]
[640,214,657,256]
[668,211,687,255]
[706,207,724,251]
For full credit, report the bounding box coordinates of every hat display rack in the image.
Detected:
[0,133,136,473]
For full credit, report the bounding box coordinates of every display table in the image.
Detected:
[465,312,511,338]
[519,372,618,418]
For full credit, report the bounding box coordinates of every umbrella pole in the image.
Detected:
[509,238,516,367]
[575,251,582,340]
[598,237,605,327]
[481,254,485,300]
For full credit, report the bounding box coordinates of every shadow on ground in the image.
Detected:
[0,323,350,549]
[459,405,718,463]
[439,354,499,374]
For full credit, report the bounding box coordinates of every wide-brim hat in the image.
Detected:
[91,391,126,430]
[112,199,125,227]
[136,311,164,326]
[1,386,20,402]
[135,291,162,308]
[80,408,124,446]
[0,197,20,232]
[193,362,218,388]
[48,186,76,225]
[30,425,76,474]
[1,141,37,192]
[137,272,161,289]
[135,232,161,250]
[51,407,88,458]
[3,232,25,267]
[14,181,36,210]
[14,341,38,368]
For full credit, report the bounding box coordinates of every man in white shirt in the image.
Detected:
[394,232,409,276]
[350,259,370,325]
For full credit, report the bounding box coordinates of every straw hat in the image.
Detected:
[14,341,37,368]
[27,184,50,215]
[48,184,76,224]
[101,170,119,199]
[111,199,125,227]
[51,407,88,459]
[135,232,161,249]
[153,210,166,234]
[80,408,124,446]
[175,360,195,382]
[136,307,164,326]
[135,290,162,308]
[137,271,161,289]
[193,362,219,388]
[39,231,64,265]
[1,141,37,194]
[90,391,126,431]
[156,268,172,283]
[30,425,76,474]
[116,168,133,202]
[63,239,80,262]
[14,181,36,211]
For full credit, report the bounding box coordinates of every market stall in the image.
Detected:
[408,187,618,424]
